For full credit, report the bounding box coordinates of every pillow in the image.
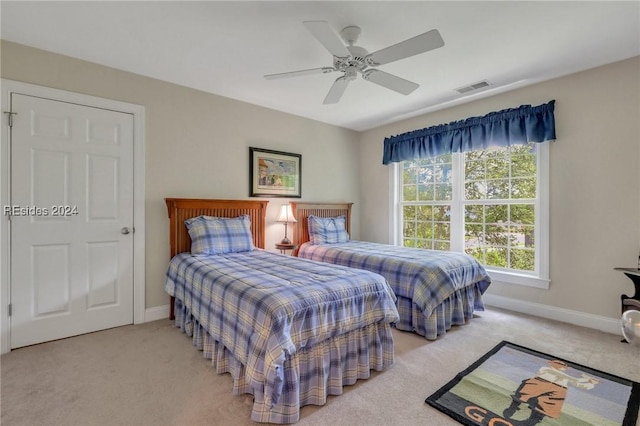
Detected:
[185,214,255,255]
[308,215,349,244]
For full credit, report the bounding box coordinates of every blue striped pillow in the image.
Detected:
[185,215,255,255]
[308,215,349,244]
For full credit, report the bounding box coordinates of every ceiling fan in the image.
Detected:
[264,21,445,104]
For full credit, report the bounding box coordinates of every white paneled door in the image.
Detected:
[10,93,134,349]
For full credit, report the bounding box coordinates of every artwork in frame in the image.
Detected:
[249,147,301,198]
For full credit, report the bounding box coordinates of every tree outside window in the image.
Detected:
[400,142,539,275]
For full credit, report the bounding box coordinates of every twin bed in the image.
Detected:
[291,202,491,341]
[164,198,491,424]
[164,198,399,424]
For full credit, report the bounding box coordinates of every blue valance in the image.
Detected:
[382,100,556,165]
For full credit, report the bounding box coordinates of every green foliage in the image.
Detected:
[402,143,537,272]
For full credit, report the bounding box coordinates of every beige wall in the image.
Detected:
[1,41,361,309]
[358,56,640,320]
[3,40,639,323]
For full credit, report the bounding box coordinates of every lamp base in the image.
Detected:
[280,237,292,245]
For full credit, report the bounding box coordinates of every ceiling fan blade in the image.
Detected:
[367,29,444,66]
[264,67,335,80]
[362,69,419,95]
[323,76,350,104]
[303,21,351,58]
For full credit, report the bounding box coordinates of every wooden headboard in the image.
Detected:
[165,198,269,257]
[290,202,353,253]
[165,198,268,319]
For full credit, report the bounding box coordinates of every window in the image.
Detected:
[396,142,549,288]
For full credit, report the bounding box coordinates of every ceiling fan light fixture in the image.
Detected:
[340,25,361,46]
[266,21,445,103]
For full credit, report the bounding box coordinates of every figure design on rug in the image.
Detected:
[503,359,599,425]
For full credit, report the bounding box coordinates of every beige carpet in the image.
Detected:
[2,307,638,426]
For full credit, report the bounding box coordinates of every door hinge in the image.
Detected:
[3,111,17,127]
[8,304,12,316]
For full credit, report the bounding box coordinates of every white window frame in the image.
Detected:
[390,143,550,289]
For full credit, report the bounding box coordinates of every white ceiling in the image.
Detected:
[2,1,639,131]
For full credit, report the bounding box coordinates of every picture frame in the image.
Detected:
[249,147,301,198]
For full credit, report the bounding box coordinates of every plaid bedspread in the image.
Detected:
[165,250,399,409]
[297,241,491,316]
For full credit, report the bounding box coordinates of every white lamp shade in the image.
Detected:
[277,204,297,223]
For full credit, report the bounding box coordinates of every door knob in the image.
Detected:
[121,227,131,235]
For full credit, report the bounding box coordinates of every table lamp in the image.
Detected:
[277,204,297,245]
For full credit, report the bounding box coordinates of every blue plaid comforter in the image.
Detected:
[297,241,491,316]
[165,250,399,409]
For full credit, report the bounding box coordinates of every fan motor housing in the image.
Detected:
[334,45,370,72]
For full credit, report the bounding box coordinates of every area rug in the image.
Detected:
[425,341,639,426]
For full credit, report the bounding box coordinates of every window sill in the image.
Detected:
[486,269,550,289]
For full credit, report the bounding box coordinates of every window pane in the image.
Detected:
[435,241,450,251]
[485,224,509,247]
[521,225,535,248]
[510,204,534,225]
[433,205,450,221]
[403,184,417,201]
[403,165,417,183]
[416,205,432,221]
[418,184,432,201]
[465,150,485,162]
[511,248,535,271]
[487,157,509,179]
[487,179,509,199]
[435,163,452,183]
[511,154,536,177]
[485,205,508,222]
[404,239,417,248]
[465,180,486,199]
[403,220,416,238]
[465,223,483,248]
[511,177,536,199]
[437,152,453,164]
[465,160,485,181]
[512,143,537,156]
[435,183,452,200]
[485,146,507,159]
[417,166,433,183]
[416,239,432,249]
[403,205,416,221]
[486,247,508,268]
[465,204,484,223]
[434,222,450,240]
[416,221,433,239]
[508,230,521,247]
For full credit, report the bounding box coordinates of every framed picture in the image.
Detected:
[249,147,301,198]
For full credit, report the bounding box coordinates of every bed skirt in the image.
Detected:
[172,298,395,424]
[395,283,485,340]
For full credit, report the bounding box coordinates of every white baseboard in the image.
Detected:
[144,304,170,323]
[142,297,623,336]
[482,294,622,336]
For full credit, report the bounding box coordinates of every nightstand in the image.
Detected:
[275,243,297,255]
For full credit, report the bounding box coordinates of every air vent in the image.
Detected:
[455,80,492,94]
